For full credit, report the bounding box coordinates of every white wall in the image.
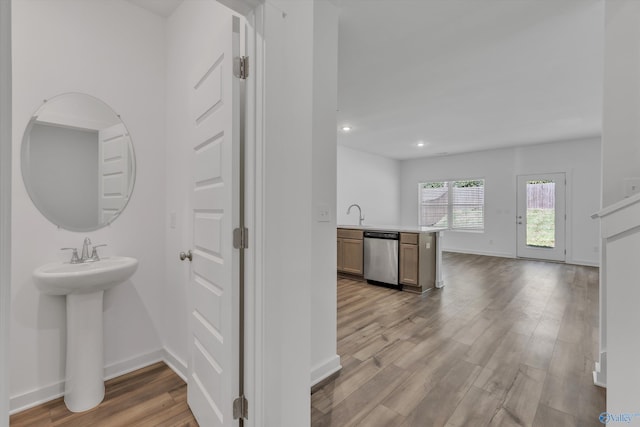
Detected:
[337,145,401,226]
[310,0,340,387]
[11,0,166,410]
[163,0,236,378]
[601,0,640,208]
[399,137,602,266]
[0,0,11,424]
[600,0,640,414]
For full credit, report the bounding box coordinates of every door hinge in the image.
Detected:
[233,227,249,249]
[234,56,249,80]
[233,395,248,420]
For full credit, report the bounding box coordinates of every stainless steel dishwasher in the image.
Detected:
[364,231,400,286]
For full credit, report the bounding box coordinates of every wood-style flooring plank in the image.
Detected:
[10,362,197,427]
[312,252,604,427]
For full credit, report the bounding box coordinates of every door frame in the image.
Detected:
[215,1,264,426]
[0,0,11,426]
[516,172,567,262]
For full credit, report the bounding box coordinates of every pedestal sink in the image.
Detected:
[33,256,138,412]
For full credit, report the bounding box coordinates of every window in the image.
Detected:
[419,179,484,230]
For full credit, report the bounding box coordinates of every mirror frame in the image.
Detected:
[21,92,136,232]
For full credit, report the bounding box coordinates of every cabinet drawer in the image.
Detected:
[338,228,363,240]
[400,233,418,245]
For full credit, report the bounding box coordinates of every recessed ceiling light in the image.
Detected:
[341,126,352,132]
[417,142,425,147]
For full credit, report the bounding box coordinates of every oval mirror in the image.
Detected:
[21,93,135,231]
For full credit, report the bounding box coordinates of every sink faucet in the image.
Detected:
[81,237,92,262]
[347,204,365,226]
[61,237,106,263]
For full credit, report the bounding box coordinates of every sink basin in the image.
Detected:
[32,256,138,412]
[33,256,138,295]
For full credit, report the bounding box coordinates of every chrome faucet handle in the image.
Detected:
[89,244,107,262]
[61,248,81,264]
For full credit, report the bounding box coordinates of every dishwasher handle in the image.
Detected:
[363,231,399,240]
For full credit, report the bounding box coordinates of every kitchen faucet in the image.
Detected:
[347,204,365,226]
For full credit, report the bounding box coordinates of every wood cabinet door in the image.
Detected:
[400,243,419,286]
[342,238,364,275]
[337,238,344,272]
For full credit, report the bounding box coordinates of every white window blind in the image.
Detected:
[419,179,484,230]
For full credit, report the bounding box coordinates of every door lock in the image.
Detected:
[179,250,193,262]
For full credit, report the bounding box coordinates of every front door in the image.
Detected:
[516,173,566,262]
[187,15,241,426]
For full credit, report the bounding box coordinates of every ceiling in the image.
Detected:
[126,0,605,160]
[337,0,604,160]
[127,0,182,17]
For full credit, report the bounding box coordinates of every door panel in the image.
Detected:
[98,123,130,223]
[516,173,566,262]
[187,15,240,427]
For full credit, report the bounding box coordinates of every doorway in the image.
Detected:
[516,173,566,262]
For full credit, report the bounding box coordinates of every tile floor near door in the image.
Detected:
[312,252,605,427]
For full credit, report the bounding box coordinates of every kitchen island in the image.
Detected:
[337,225,444,294]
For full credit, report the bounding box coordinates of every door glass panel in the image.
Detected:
[526,180,555,248]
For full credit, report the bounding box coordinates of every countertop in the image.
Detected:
[337,225,443,233]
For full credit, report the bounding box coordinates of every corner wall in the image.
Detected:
[601,0,640,207]
[10,0,166,411]
[399,137,602,266]
[0,0,11,423]
[337,145,401,226]
[311,0,340,387]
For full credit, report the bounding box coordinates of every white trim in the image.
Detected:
[10,348,166,414]
[568,258,600,267]
[443,248,515,259]
[103,349,164,380]
[310,355,342,387]
[243,4,264,427]
[0,1,11,425]
[444,248,599,267]
[593,352,607,388]
[9,381,65,416]
[163,348,188,382]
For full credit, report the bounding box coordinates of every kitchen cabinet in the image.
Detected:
[399,232,436,294]
[337,229,364,276]
[400,242,419,286]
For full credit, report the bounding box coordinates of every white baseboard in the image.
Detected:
[163,348,188,382]
[10,348,166,414]
[443,248,515,259]
[104,348,164,381]
[444,248,601,268]
[569,258,600,267]
[310,354,341,387]
[9,380,65,415]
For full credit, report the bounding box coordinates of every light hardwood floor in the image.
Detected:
[10,362,198,426]
[312,252,605,427]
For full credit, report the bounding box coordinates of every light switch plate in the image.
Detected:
[624,178,640,198]
[315,204,332,223]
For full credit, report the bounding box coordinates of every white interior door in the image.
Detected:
[516,173,566,262]
[187,15,241,426]
[98,123,130,223]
